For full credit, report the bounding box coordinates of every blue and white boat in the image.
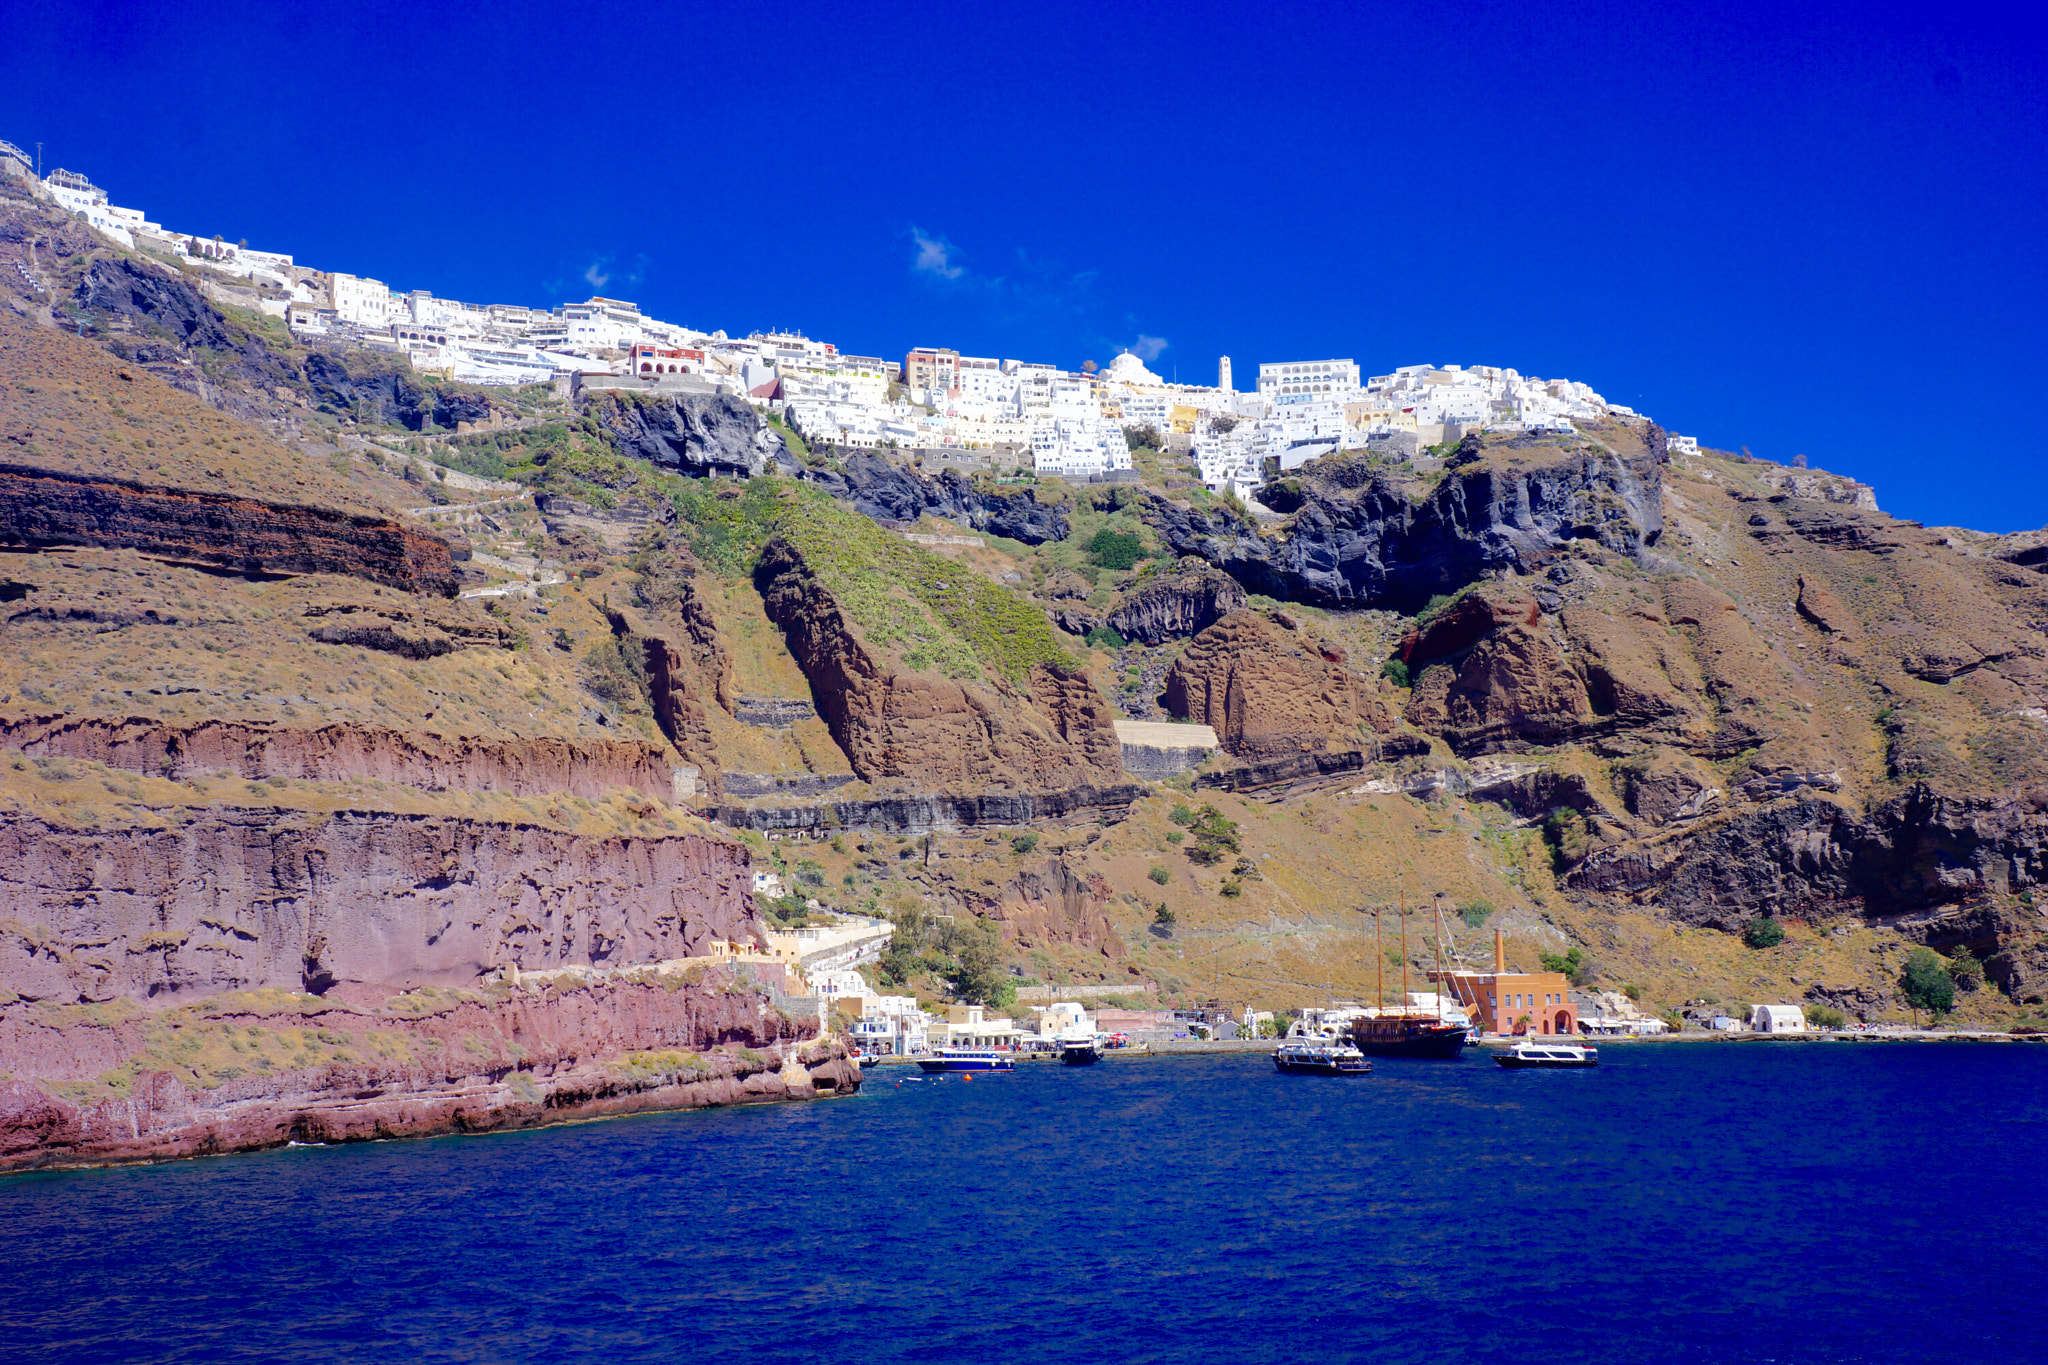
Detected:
[916,1049,1016,1073]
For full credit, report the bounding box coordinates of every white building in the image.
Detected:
[560,297,644,354]
[1258,358,1361,407]
[1751,1004,1807,1034]
[1029,1002,1095,1041]
[330,272,392,327]
[1031,416,1131,478]
[44,171,144,249]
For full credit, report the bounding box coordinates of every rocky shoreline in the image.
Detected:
[0,970,861,1173]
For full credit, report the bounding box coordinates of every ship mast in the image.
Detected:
[1432,895,1447,1022]
[1400,894,1409,1010]
[1375,906,1384,1011]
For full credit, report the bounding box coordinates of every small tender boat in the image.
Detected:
[916,1049,1016,1074]
[1272,1038,1372,1076]
[1494,1040,1600,1069]
[1060,1038,1101,1066]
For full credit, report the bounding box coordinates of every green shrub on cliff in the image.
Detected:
[772,486,1079,682]
[1540,945,1595,985]
[1741,916,1786,949]
[1086,528,1146,570]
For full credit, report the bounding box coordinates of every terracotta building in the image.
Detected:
[1434,930,1577,1037]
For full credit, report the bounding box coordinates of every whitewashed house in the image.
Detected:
[1751,1004,1807,1034]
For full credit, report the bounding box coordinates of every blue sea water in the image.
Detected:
[3,1042,2046,1365]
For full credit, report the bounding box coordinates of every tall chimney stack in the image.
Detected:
[1493,928,1506,974]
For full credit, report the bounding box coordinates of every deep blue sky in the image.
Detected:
[8,1,2044,529]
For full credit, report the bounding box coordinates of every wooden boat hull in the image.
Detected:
[1348,1021,1470,1060]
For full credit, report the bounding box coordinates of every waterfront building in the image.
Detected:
[1028,1002,1095,1040]
[938,1004,1023,1049]
[1750,1004,1806,1034]
[1434,930,1578,1036]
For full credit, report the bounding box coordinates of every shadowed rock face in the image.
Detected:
[1156,437,1663,610]
[0,808,760,1006]
[0,462,460,596]
[753,536,1122,791]
[75,256,237,351]
[1568,786,2048,946]
[590,391,771,476]
[301,350,493,431]
[800,453,1069,544]
[1105,564,1246,645]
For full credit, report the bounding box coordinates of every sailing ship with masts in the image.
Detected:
[1344,894,1471,1059]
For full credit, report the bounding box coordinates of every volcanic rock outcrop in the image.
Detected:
[984,859,1127,959]
[0,714,679,801]
[0,807,758,1006]
[801,452,1070,544]
[1163,609,1400,761]
[0,461,460,595]
[1156,430,1663,609]
[1104,562,1246,645]
[0,969,857,1172]
[754,535,1123,791]
[590,390,775,477]
[300,349,494,431]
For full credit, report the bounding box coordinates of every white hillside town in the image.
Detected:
[6,139,1695,481]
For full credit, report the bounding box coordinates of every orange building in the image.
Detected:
[1434,930,1577,1037]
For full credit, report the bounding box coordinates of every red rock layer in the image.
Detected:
[0,713,677,801]
[0,972,860,1172]
[1162,609,1394,759]
[756,536,1123,789]
[0,461,459,597]
[982,859,1127,960]
[0,808,759,1006]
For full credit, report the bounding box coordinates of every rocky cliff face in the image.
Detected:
[1104,563,1246,645]
[74,256,241,353]
[0,714,678,801]
[982,859,1128,959]
[300,349,494,432]
[0,461,460,596]
[1154,430,1663,610]
[0,969,858,1172]
[590,391,774,477]
[0,200,491,432]
[754,535,1124,791]
[0,807,759,1006]
[1567,785,2048,995]
[801,452,1070,544]
[1162,609,1401,761]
